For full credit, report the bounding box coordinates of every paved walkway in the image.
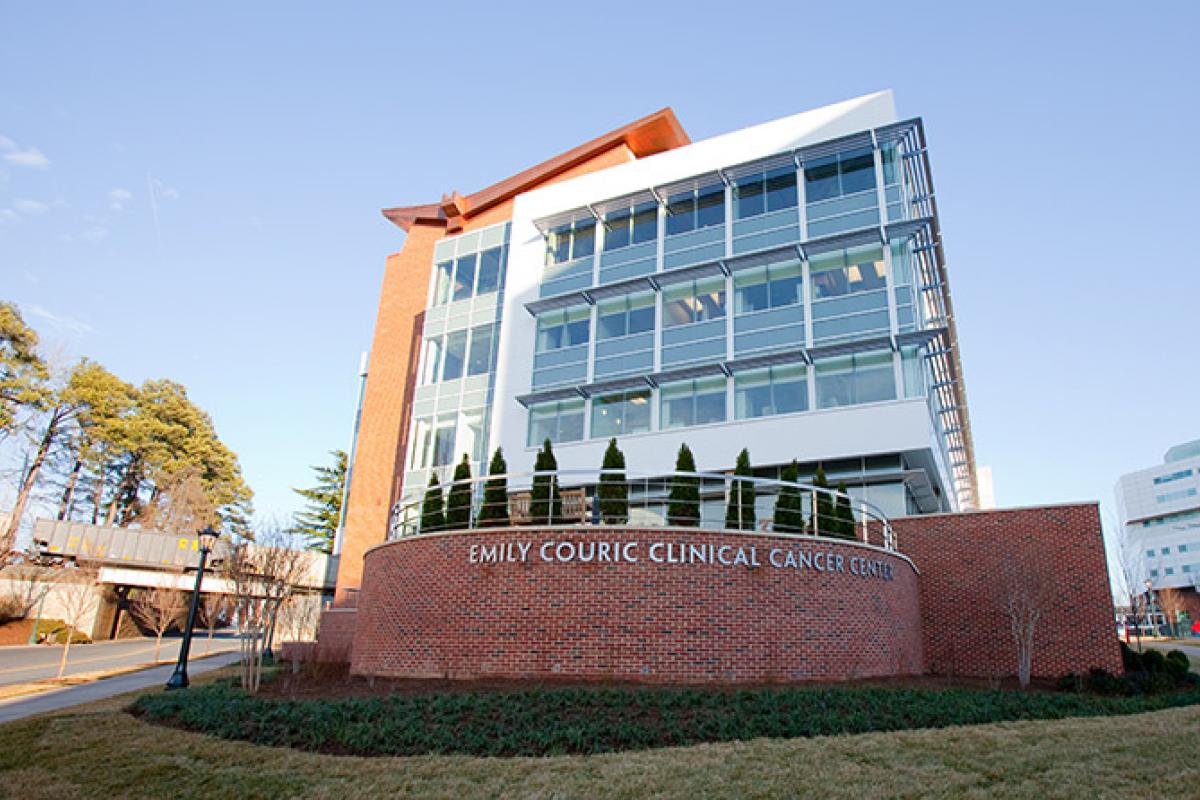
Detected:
[0,634,239,686]
[0,651,241,723]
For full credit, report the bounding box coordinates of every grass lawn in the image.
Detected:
[0,670,1197,798]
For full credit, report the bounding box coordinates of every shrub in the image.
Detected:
[1164,650,1190,682]
[1142,649,1166,675]
[531,439,561,525]
[833,481,856,540]
[810,467,833,536]
[0,594,26,625]
[444,455,472,530]
[666,444,700,527]
[725,449,755,531]
[1120,641,1143,672]
[774,461,805,533]
[477,448,510,527]
[420,474,445,533]
[598,438,628,524]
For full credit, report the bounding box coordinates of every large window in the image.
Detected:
[432,413,457,467]
[661,376,726,429]
[666,182,724,236]
[420,337,442,385]
[527,398,585,446]
[735,365,807,418]
[536,307,590,352]
[734,167,797,219]
[467,324,495,376]
[815,351,895,409]
[546,218,596,265]
[432,245,504,305]
[591,389,651,438]
[476,246,503,295]
[810,246,887,300]
[735,261,802,313]
[452,254,476,303]
[603,201,657,251]
[433,260,454,305]
[598,292,655,340]
[441,330,467,381]
[804,147,877,202]
[663,277,726,327]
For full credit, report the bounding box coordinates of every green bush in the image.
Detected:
[131,681,1200,758]
[1142,649,1166,674]
[1164,650,1190,682]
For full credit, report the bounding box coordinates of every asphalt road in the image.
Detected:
[0,632,240,686]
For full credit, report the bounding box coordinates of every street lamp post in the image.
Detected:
[166,527,219,690]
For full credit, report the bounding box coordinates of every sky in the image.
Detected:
[2,2,1198,576]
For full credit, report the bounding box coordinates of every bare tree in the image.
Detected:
[1000,554,1051,689]
[276,593,322,674]
[1157,587,1187,638]
[130,587,186,663]
[0,562,58,622]
[55,563,100,678]
[223,526,310,693]
[202,592,228,655]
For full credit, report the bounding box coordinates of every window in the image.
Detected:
[603,202,657,251]
[1150,569,1159,577]
[666,182,724,236]
[467,324,495,376]
[734,260,802,313]
[663,277,726,327]
[1180,544,1189,552]
[591,389,651,438]
[441,330,466,381]
[546,218,596,265]
[476,246,503,295]
[432,414,456,467]
[452,254,476,302]
[880,143,899,185]
[598,292,655,340]
[410,418,433,469]
[433,261,454,305]
[421,336,443,385]
[1165,567,1175,576]
[1157,488,1199,504]
[1146,549,1156,558]
[1154,469,1194,485]
[536,307,590,352]
[660,376,726,429]
[804,147,877,202]
[815,351,896,409]
[1162,547,1171,555]
[810,246,887,300]
[734,365,807,419]
[527,398,585,446]
[734,167,797,219]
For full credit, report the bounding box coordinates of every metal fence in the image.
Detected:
[389,469,896,551]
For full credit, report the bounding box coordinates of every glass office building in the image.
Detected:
[394,91,977,526]
[1116,439,1200,593]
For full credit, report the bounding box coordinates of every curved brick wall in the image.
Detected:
[350,527,923,683]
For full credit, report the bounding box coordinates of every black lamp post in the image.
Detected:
[166,526,219,690]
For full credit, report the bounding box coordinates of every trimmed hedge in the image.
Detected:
[131,682,1200,758]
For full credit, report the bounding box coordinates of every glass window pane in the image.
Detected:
[476,247,502,294]
[666,193,694,236]
[559,400,585,442]
[765,168,798,211]
[805,157,839,202]
[411,418,432,469]
[453,254,476,302]
[772,365,807,414]
[598,309,626,340]
[694,377,726,424]
[735,370,771,419]
[735,267,769,313]
[663,285,693,327]
[694,277,726,321]
[422,337,442,384]
[573,220,595,259]
[537,316,563,351]
[768,262,802,307]
[625,390,651,433]
[467,325,493,376]
[433,415,456,467]
[661,387,693,429]
[565,308,590,346]
[591,394,621,438]
[434,261,453,305]
[735,176,764,219]
[696,185,725,228]
[632,202,658,244]
[548,225,571,264]
[442,330,466,380]
[604,211,631,251]
[840,148,877,194]
[628,302,655,335]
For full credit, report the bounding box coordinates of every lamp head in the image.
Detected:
[197,527,220,550]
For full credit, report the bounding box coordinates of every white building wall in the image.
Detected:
[1116,448,1200,592]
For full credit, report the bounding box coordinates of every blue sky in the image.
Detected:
[2,2,1197,556]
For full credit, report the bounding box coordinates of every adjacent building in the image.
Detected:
[1116,439,1200,617]
[334,90,978,601]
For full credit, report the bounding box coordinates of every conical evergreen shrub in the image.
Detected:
[444,454,472,530]
[420,474,445,533]
[477,447,509,527]
[774,460,805,533]
[834,481,856,540]
[598,438,629,524]
[810,466,833,536]
[531,439,561,525]
[724,448,756,531]
[666,443,701,527]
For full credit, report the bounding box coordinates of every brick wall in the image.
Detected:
[349,528,923,683]
[894,503,1123,679]
[315,608,358,663]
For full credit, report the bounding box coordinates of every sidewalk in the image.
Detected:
[0,651,241,723]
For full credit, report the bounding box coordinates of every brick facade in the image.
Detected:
[315,607,358,663]
[348,528,923,683]
[893,503,1123,679]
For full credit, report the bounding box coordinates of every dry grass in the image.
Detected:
[0,669,1198,799]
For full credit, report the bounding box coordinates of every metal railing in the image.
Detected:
[389,469,896,551]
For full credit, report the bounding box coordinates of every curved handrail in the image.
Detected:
[389,469,897,552]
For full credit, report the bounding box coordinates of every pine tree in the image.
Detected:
[666,443,701,527]
[834,481,856,540]
[530,439,561,525]
[288,450,347,553]
[774,460,805,533]
[811,466,833,536]
[444,454,473,530]
[725,448,756,531]
[420,474,445,533]
[598,438,628,524]
[477,447,509,527]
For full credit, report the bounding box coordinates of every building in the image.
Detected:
[1116,438,1200,621]
[335,90,978,602]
